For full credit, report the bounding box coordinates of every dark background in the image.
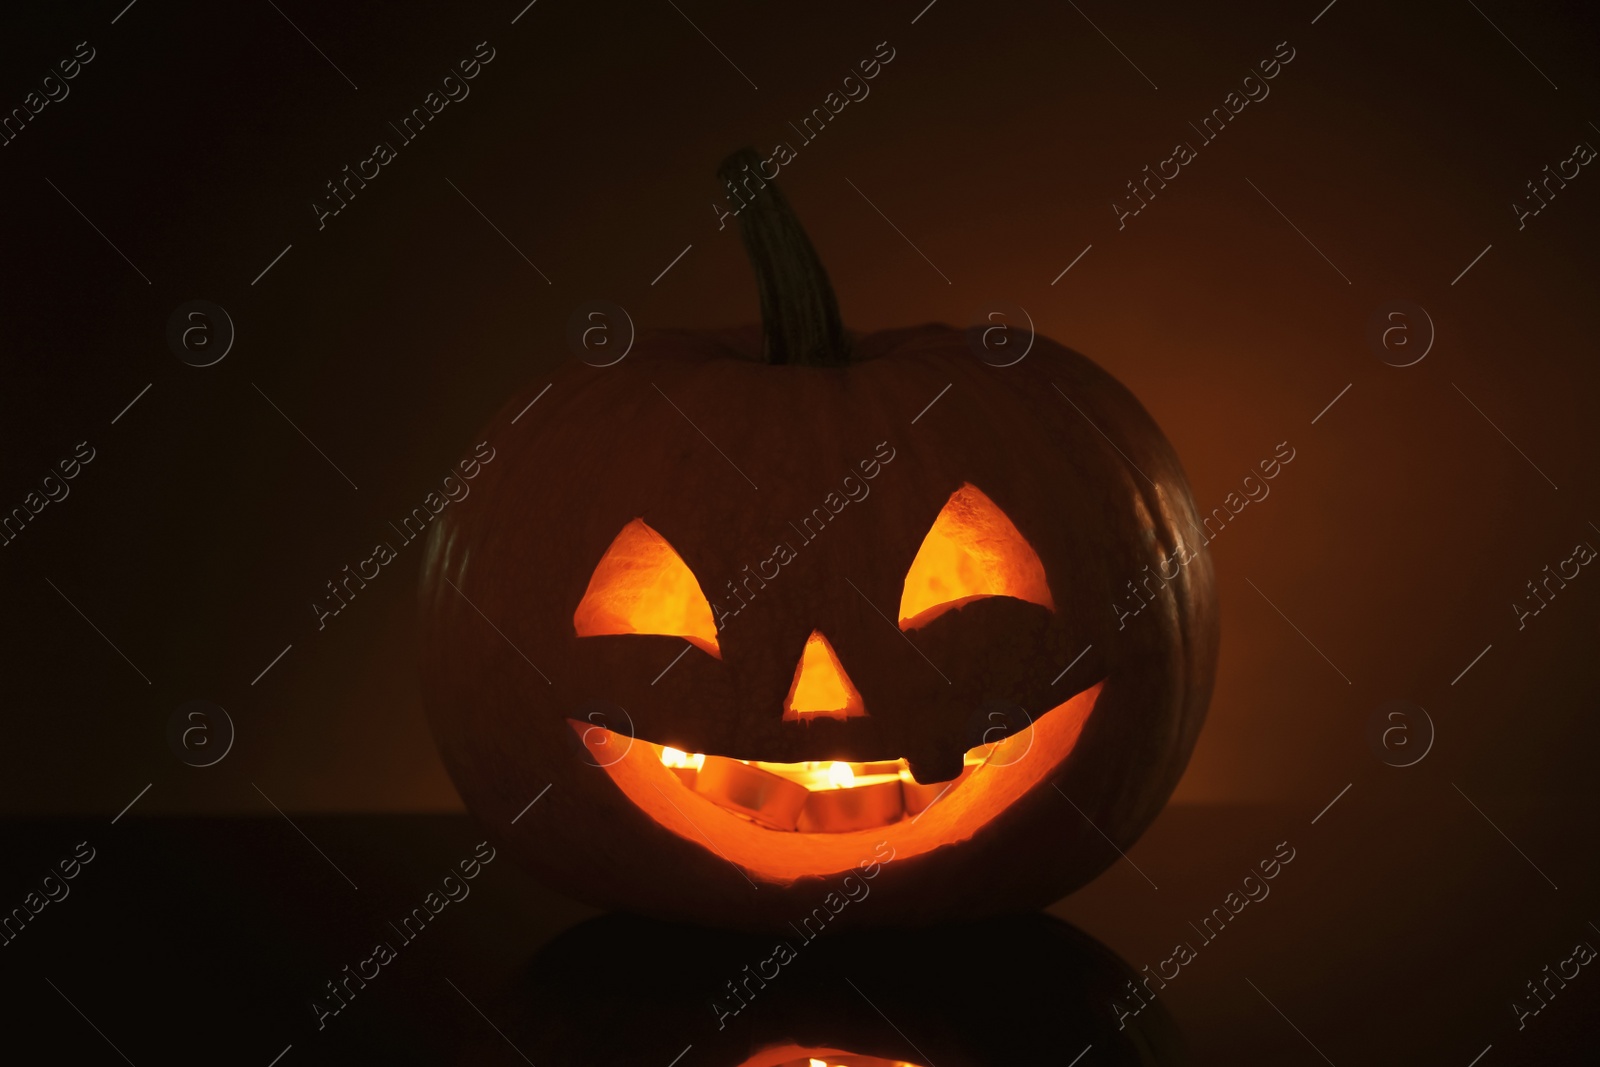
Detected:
[2,0,1598,1062]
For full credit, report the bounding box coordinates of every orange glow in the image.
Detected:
[573,518,721,657]
[659,748,915,798]
[579,682,1103,884]
[898,483,1054,629]
[783,631,866,721]
[735,1047,924,1067]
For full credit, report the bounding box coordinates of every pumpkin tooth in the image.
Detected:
[905,749,964,785]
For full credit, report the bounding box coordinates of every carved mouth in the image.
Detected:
[570,682,1102,884]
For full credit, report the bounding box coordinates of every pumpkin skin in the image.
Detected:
[417,154,1216,930]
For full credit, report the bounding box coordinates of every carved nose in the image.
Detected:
[783,630,866,721]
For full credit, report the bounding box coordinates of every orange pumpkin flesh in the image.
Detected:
[782,631,865,721]
[418,149,1217,929]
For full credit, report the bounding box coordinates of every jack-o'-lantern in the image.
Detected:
[418,150,1217,930]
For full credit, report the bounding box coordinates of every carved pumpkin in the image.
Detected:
[419,150,1217,930]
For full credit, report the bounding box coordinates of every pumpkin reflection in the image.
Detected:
[453,913,1183,1066]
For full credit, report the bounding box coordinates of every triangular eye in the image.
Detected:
[898,484,1054,630]
[574,519,721,657]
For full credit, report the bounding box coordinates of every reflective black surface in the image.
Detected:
[2,803,1594,1064]
[455,912,1181,1066]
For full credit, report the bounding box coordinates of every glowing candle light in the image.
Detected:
[657,745,705,785]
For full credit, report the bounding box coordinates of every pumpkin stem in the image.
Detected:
[720,148,849,366]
